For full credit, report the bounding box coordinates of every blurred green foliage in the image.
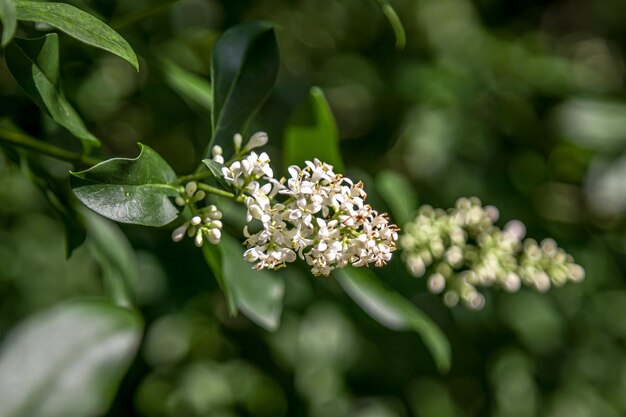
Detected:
[1,0,626,416]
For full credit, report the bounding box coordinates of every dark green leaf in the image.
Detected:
[159,56,212,112]
[210,21,279,157]
[202,243,237,316]
[0,300,142,417]
[335,267,451,372]
[14,0,139,70]
[70,144,180,226]
[201,158,230,189]
[0,0,16,46]
[203,234,285,331]
[284,87,345,172]
[5,34,100,149]
[375,170,417,225]
[85,210,139,308]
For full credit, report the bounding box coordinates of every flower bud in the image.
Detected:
[185,181,197,197]
[212,145,223,156]
[233,133,243,152]
[194,230,203,247]
[171,224,187,242]
[243,131,268,152]
[206,228,221,244]
[193,190,206,202]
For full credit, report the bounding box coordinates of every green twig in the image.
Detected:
[197,182,242,201]
[0,126,100,166]
[178,169,216,184]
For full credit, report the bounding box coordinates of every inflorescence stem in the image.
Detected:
[196,182,242,201]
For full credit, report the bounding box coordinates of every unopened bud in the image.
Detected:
[233,133,243,152]
[243,131,268,151]
[185,182,197,197]
[171,224,187,242]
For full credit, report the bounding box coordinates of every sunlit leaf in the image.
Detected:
[5,34,100,149]
[0,0,16,46]
[14,0,139,70]
[159,56,212,112]
[70,144,180,226]
[0,300,143,417]
[210,21,279,158]
[203,234,285,331]
[84,210,139,308]
[335,267,451,372]
[284,87,345,172]
[375,170,417,225]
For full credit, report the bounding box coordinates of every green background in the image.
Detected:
[1,0,626,416]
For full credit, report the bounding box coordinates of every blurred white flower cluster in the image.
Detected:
[400,197,585,309]
[218,133,399,276]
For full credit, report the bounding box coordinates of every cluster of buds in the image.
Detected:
[219,134,399,276]
[400,197,584,309]
[172,181,223,247]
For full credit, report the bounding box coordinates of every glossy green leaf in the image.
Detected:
[0,300,142,417]
[210,21,279,157]
[284,87,345,172]
[335,267,451,372]
[70,144,180,226]
[85,210,139,308]
[203,234,285,331]
[5,34,99,149]
[14,0,139,70]
[375,169,417,225]
[159,56,212,112]
[0,0,16,46]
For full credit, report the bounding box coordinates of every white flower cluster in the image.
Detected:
[172,181,223,247]
[219,134,399,276]
[400,197,585,310]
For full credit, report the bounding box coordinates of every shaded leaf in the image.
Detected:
[70,144,180,226]
[14,0,139,70]
[0,0,16,46]
[210,21,279,157]
[375,169,417,225]
[201,158,230,189]
[159,56,212,112]
[284,87,345,172]
[5,34,99,149]
[202,243,237,316]
[203,234,285,331]
[0,300,143,417]
[85,209,139,308]
[335,267,451,372]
